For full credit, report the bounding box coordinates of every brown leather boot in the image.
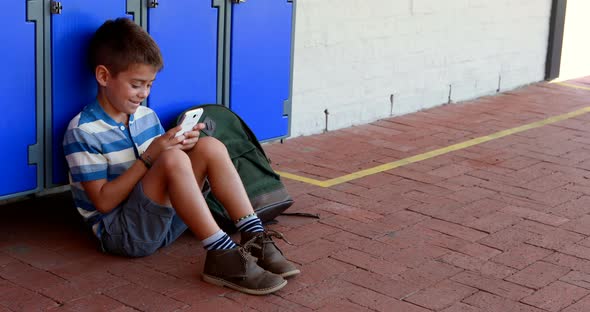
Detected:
[202,243,287,295]
[241,230,301,278]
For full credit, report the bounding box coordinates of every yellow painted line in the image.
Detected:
[277,171,333,187]
[277,104,590,187]
[554,82,590,91]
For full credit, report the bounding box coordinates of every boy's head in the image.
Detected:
[88,18,163,76]
[89,18,163,118]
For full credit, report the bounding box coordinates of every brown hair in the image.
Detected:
[88,18,163,76]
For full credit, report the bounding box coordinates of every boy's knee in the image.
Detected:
[195,137,227,157]
[157,149,191,171]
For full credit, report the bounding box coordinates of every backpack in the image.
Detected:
[174,104,294,233]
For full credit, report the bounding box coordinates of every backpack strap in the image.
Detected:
[280,212,320,218]
[201,116,216,137]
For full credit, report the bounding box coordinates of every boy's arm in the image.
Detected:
[81,125,186,213]
[81,159,149,214]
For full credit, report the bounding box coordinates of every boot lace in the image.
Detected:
[242,230,293,261]
[239,238,262,259]
[262,230,294,246]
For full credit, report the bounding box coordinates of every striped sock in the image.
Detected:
[236,214,264,233]
[202,229,237,250]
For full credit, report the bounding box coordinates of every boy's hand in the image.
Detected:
[179,123,205,151]
[143,126,185,161]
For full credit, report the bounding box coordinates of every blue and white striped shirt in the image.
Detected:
[63,100,164,236]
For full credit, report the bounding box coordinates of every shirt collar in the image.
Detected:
[89,99,135,126]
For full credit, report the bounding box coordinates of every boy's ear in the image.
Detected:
[95,65,110,87]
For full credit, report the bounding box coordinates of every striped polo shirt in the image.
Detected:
[63,100,164,237]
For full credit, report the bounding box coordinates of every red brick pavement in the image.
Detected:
[3,78,590,311]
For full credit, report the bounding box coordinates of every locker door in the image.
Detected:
[229,0,294,141]
[49,1,130,185]
[0,1,38,197]
[147,0,221,129]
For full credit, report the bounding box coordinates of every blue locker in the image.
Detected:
[0,2,37,197]
[229,0,293,141]
[147,1,220,129]
[50,1,129,185]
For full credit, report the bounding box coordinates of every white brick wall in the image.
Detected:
[290,0,552,137]
[557,0,590,81]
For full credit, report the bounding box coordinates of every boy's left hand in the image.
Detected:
[179,123,205,151]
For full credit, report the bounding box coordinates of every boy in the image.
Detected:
[63,18,299,295]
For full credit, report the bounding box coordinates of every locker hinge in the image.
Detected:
[283,99,291,117]
[28,144,42,166]
[148,0,159,8]
[50,1,62,14]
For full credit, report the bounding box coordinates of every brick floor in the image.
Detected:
[3,78,590,311]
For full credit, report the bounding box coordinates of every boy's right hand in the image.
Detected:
[143,126,185,162]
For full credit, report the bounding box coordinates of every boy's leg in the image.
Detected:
[187,137,264,234]
[187,137,254,221]
[141,147,220,240]
[186,137,300,278]
[143,137,262,236]
[140,147,287,294]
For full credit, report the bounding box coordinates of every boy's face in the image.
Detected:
[97,63,157,120]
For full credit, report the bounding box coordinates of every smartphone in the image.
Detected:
[175,108,204,138]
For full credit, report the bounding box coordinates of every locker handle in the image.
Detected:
[50,1,62,14]
[232,0,246,4]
